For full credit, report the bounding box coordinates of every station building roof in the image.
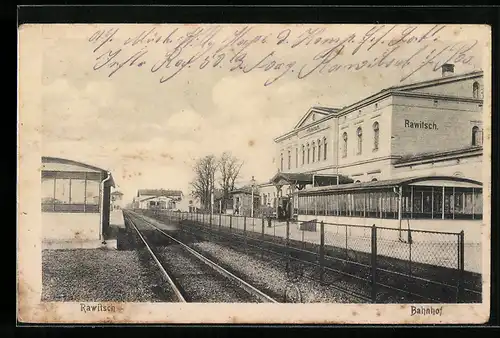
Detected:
[275,69,483,142]
[137,189,183,197]
[394,146,483,167]
[42,156,115,187]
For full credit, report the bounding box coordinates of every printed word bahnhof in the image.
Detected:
[258,64,484,242]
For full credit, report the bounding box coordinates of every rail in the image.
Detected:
[125,210,279,304]
[123,212,186,303]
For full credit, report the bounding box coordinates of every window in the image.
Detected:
[323,138,327,160]
[41,171,101,213]
[301,145,305,165]
[312,142,316,162]
[54,179,70,204]
[307,144,310,164]
[287,150,291,170]
[373,121,379,151]
[471,126,483,146]
[295,147,298,168]
[86,180,100,212]
[280,153,284,171]
[342,132,348,158]
[473,81,480,99]
[356,127,363,155]
[70,179,86,204]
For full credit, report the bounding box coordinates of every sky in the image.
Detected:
[38,24,487,204]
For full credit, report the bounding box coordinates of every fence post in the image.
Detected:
[286,219,290,274]
[409,233,413,276]
[457,230,465,302]
[320,221,325,283]
[244,216,248,252]
[229,215,233,232]
[371,224,378,303]
[345,225,348,260]
[260,217,265,259]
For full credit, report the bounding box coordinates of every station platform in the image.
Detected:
[110,210,125,228]
[42,239,117,250]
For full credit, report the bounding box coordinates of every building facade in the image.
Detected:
[133,189,187,211]
[274,65,483,183]
[41,156,115,242]
[230,187,261,217]
[262,64,484,220]
[111,191,124,210]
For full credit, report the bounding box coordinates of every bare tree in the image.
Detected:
[189,155,218,211]
[218,152,244,212]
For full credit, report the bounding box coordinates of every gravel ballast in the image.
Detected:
[189,241,362,303]
[42,248,175,302]
[156,244,260,303]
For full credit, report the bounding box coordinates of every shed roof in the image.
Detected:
[41,156,115,187]
[230,186,259,195]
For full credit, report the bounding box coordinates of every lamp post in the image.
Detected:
[251,176,256,218]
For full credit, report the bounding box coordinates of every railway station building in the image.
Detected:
[41,156,116,243]
[133,189,189,211]
[258,64,485,239]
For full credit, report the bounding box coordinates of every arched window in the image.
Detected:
[301,145,305,165]
[371,178,378,182]
[317,140,322,162]
[307,143,310,164]
[323,137,327,160]
[342,132,348,158]
[472,126,482,146]
[287,150,291,170]
[355,180,361,183]
[356,127,363,155]
[312,142,316,162]
[473,81,480,99]
[280,153,283,171]
[373,121,379,151]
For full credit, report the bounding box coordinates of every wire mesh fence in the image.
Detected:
[133,208,480,303]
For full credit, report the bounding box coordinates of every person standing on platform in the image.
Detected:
[265,203,273,227]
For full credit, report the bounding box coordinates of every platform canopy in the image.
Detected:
[298,175,483,195]
[270,172,313,188]
[270,172,353,190]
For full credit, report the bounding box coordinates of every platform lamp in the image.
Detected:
[250,176,256,218]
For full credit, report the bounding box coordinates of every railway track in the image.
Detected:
[123,210,278,303]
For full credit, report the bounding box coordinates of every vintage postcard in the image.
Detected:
[18,23,491,324]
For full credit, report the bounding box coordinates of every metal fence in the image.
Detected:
[133,208,481,303]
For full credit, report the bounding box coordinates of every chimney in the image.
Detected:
[442,63,455,77]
